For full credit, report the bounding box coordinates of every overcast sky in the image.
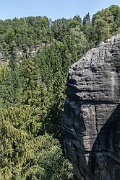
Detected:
[0,0,120,21]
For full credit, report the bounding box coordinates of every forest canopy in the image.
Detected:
[0,5,120,180]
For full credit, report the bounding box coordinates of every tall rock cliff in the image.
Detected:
[62,35,120,180]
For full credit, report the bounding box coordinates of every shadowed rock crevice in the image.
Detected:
[88,104,120,180]
[62,35,120,180]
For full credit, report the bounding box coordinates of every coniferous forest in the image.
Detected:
[0,5,120,180]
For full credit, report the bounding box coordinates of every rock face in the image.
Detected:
[62,35,120,180]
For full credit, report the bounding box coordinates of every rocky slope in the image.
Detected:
[62,35,120,180]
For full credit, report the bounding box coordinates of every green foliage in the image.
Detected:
[0,107,72,180]
[91,5,120,44]
[0,4,120,180]
[0,65,9,81]
[83,12,90,25]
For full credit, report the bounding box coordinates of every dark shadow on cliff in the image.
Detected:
[88,104,120,180]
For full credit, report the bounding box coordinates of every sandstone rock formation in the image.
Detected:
[62,35,120,180]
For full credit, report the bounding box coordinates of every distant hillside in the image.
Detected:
[0,5,120,65]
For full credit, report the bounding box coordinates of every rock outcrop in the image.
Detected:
[0,42,51,65]
[62,35,120,180]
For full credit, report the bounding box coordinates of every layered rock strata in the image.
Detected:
[62,35,120,180]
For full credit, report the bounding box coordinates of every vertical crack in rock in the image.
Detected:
[94,104,111,180]
[95,105,98,134]
[62,35,120,180]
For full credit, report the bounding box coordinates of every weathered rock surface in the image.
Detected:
[62,35,120,180]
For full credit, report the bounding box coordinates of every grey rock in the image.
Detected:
[62,35,120,180]
[0,52,3,59]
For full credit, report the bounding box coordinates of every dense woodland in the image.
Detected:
[0,5,120,180]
